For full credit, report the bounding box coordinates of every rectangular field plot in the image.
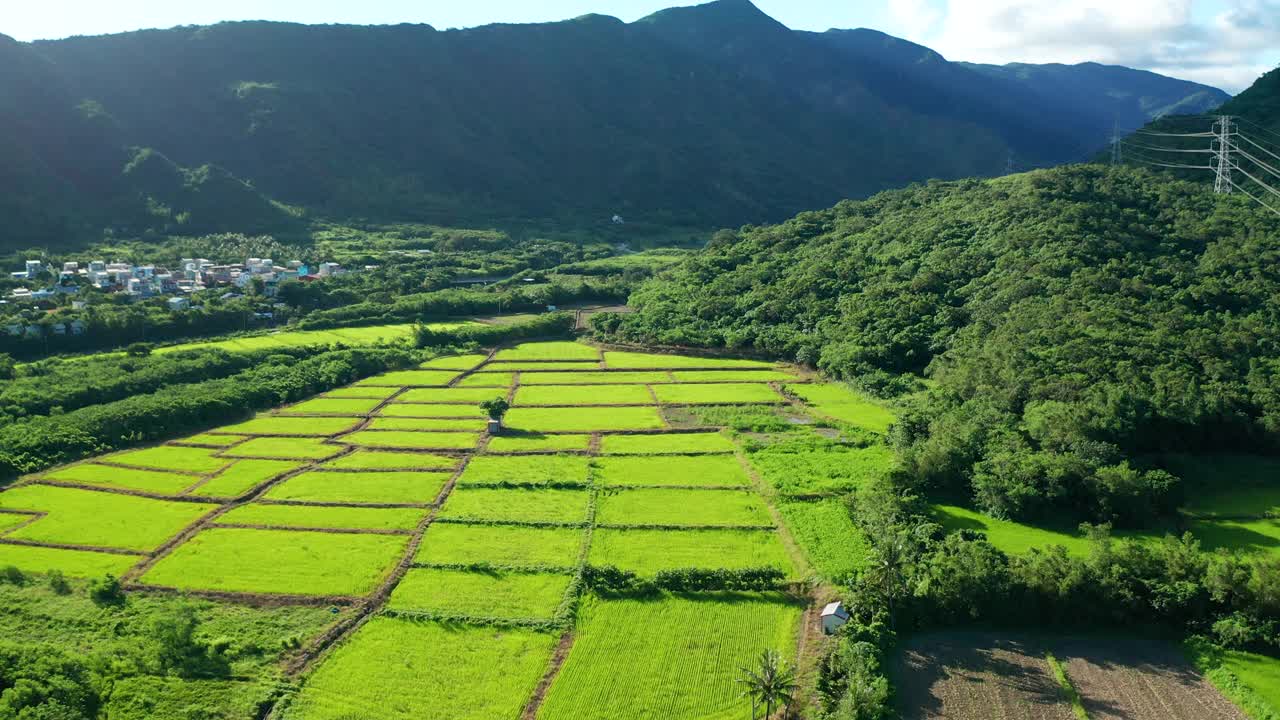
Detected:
[340,430,479,451]
[323,386,401,400]
[279,398,383,416]
[596,488,771,527]
[142,528,407,596]
[785,383,896,433]
[0,485,213,551]
[750,446,895,496]
[588,528,793,576]
[671,370,797,383]
[504,407,665,433]
[189,459,303,498]
[454,372,515,388]
[537,594,802,720]
[1164,454,1280,518]
[354,370,460,387]
[217,503,424,531]
[322,451,457,471]
[520,371,673,385]
[1055,637,1247,720]
[106,445,232,474]
[173,433,248,448]
[387,567,573,620]
[494,341,600,361]
[486,361,600,371]
[439,487,590,524]
[603,351,773,369]
[216,416,360,437]
[367,417,483,431]
[894,633,1077,720]
[487,433,592,454]
[265,470,450,505]
[599,431,736,455]
[420,353,488,370]
[457,455,592,486]
[0,512,31,533]
[43,464,197,495]
[417,524,583,568]
[595,455,749,487]
[396,387,505,404]
[779,499,869,582]
[514,384,653,406]
[653,383,784,405]
[283,618,557,720]
[223,437,343,461]
[0,543,139,578]
[378,403,486,419]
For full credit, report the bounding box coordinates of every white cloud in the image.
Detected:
[925,0,1280,92]
[887,0,944,38]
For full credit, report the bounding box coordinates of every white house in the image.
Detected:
[821,602,850,635]
[168,297,190,311]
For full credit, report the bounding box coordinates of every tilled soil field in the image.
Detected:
[1056,637,1247,720]
[895,632,1076,720]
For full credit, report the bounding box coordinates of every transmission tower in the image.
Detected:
[1111,120,1122,165]
[1212,115,1236,194]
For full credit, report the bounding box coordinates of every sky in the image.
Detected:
[5,0,1279,93]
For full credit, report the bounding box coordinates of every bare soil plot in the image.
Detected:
[895,632,1076,720]
[1055,637,1247,720]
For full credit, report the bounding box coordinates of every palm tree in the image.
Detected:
[738,649,797,719]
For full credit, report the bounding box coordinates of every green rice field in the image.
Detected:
[438,487,590,524]
[594,455,749,487]
[355,370,460,387]
[387,567,573,619]
[340,430,479,451]
[457,455,592,486]
[0,542,140,577]
[596,488,772,527]
[504,407,665,432]
[514,384,654,406]
[322,451,457,471]
[652,382,784,405]
[366,417,483,431]
[416,523,584,568]
[323,386,401,400]
[602,351,772,369]
[217,416,361,437]
[749,445,895,496]
[224,437,343,460]
[0,485,213,551]
[588,528,793,576]
[455,372,515,387]
[395,387,505,403]
[778,499,869,581]
[174,432,249,448]
[216,503,425,531]
[106,445,233,473]
[154,322,471,355]
[486,361,601,371]
[43,464,198,495]
[495,341,601,360]
[537,594,802,720]
[265,470,450,505]
[377,403,486,418]
[670,369,797,382]
[487,433,593,453]
[784,383,896,433]
[283,618,557,720]
[190,459,302,497]
[141,527,407,596]
[279,397,383,415]
[519,371,674,385]
[599,431,736,455]
[420,354,488,370]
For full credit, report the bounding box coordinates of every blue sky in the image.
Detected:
[6,0,1278,92]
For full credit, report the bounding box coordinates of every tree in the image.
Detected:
[0,354,14,380]
[479,397,510,421]
[738,649,797,719]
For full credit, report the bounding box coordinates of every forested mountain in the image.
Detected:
[0,0,1228,249]
[597,164,1280,524]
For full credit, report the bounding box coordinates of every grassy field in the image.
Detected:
[322,451,457,471]
[387,567,572,619]
[933,505,1097,557]
[602,351,772,369]
[537,594,802,720]
[107,446,233,473]
[355,370,461,387]
[594,455,749,487]
[142,527,407,596]
[514,384,654,406]
[217,503,425,531]
[458,455,592,486]
[495,341,601,360]
[0,485,212,551]
[224,437,343,460]
[653,383,785,405]
[378,403,487,418]
[599,432,736,455]
[504,407,665,432]
[395,387,506,403]
[1214,649,1280,716]
[280,398,384,415]
[778,499,868,582]
[520,371,674,385]
[416,524,584,568]
[367,417,483,431]
[340,430,480,451]
[284,618,557,720]
[265,470,450,505]
[190,459,302,497]
[218,416,361,437]
[152,323,420,354]
[0,543,141,577]
[1164,454,1280,518]
[784,383,896,433]
[749,445,895,496]
[588,528,793,575]
[596,488,771,527]
[438,487,591,524]
[1190,518,1280,556]
[43,464,197,495]
[487,433,593,453]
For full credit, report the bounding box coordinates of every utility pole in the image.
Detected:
[1212,115,1235,194]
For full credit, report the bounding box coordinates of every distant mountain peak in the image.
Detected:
[636,0,789,36]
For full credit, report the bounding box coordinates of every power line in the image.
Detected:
[1233,163,1280,201]
[1226,176,1280,217]
[1232,145,1280,184]
[1121,141,1215,154]
[1132,129,1216,138]
[1235,134,1280,170]
[1235,116,1280,146]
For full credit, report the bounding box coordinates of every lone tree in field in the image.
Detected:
[479,397,510,421]
[739,649,796,719]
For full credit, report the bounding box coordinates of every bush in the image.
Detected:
[48,570,71,595]
[88,574,125,607]
[1,565,25,585]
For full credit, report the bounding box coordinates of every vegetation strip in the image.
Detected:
[1047,652,1091,720]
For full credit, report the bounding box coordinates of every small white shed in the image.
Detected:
[821,601,850,635]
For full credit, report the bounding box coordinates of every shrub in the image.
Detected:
[88,574,125,607]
